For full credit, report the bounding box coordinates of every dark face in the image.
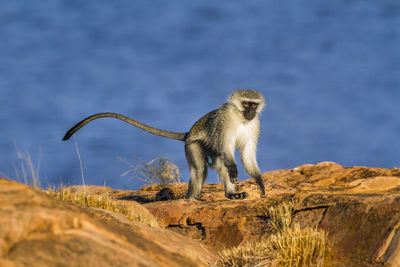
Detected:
[242,101,258,120]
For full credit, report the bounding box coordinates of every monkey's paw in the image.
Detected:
[226,192,248,199]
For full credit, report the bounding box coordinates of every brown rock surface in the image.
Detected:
[0,178,218,267]
[3,162,400,266]
[118,162,400,266]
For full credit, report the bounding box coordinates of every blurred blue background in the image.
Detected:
[1,0,399,189]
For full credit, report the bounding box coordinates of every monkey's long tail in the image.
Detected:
[62,112,187,141]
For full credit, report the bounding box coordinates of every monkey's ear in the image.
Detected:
[231,98,245,112]
[256,101,266,113]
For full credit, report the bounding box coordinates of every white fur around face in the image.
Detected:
[223,106,260,156]
[229,89,266,113]
[231,97,266,113]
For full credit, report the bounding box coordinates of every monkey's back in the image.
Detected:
[186,105,232,151]
[186,109,218,141]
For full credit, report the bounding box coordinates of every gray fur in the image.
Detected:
[62,89,266,200]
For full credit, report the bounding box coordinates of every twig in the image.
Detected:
[74,135,86,191]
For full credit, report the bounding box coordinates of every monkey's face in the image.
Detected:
[242,101,258,120]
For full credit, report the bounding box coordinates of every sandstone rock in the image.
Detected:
[119,162,400,266]
[155,187,175,201]
[4,162,400,266]
[0,178,218,267]
[346,176,400,193]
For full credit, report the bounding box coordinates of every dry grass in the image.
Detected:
[12,141,160,228]
[268,223,328,267]
[47,187,159,228]
[119,156,181,186]
[219,201,328,267]
[219,238,273,267]
[13,143,41,188]
[268,201,294,233]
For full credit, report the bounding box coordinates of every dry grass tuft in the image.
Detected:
[47,187,159,227]
[219,238,272,267]
[119,156,181,186]
[268,223,328,267]
[13,143,41,188]
[268,201,293,233]
[219,201,328,267]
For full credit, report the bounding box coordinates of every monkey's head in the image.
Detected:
[229,89,266,121]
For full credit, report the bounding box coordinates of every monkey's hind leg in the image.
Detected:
[213,158,248,199]
[185,142,208,199]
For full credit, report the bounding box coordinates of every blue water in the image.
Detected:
[1,1,400,189]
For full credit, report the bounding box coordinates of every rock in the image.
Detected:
[155,187,175,201]
[347,176,400,192]
[0,178,218,267]
[4,162,400,266]
[120,162,400,266]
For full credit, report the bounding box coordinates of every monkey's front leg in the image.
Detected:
[222,154,238,183]
[222,155,250,199]
[227,164,238,183]
[240,143,266,197]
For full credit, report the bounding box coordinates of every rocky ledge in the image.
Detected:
[116,161,400,266]
[2,162,400,266]
[0,178,218,267]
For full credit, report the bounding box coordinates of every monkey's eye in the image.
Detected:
[251,103,258,109]
[242,102,250,108]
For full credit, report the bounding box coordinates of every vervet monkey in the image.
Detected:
[63,89,266,199]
